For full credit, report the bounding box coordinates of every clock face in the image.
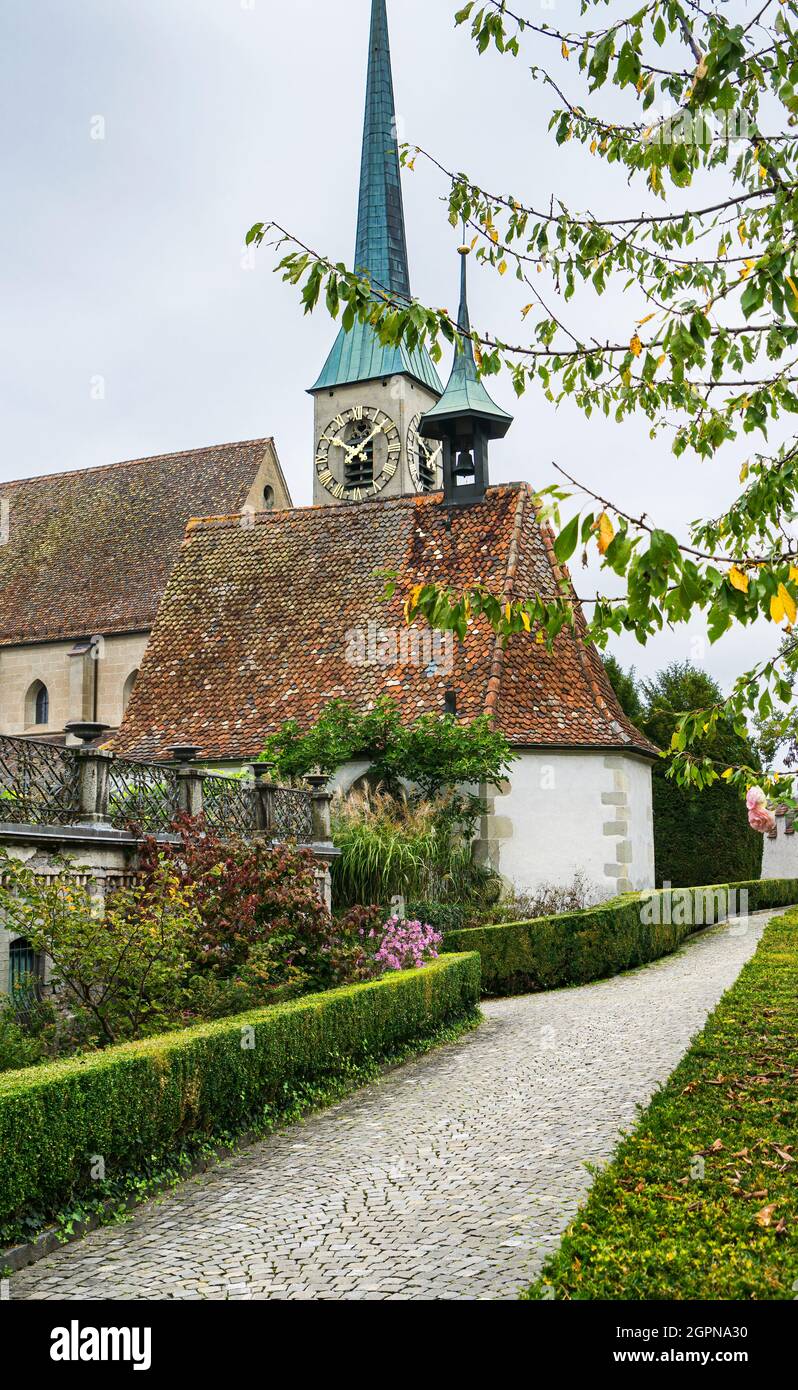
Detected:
[408,414,443,493]
[315,406,401,501]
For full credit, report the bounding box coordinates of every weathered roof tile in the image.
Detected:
[115,484,657,761]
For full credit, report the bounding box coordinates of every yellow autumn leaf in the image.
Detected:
[779,582,797,625]
[520,610,531,632]
[535,631,545,645]
[759,164,768,180]
[629,334,643,357]
[590,138,597,154]
[739,258,756,279]
[498,260,507,276]
[637,312,656,326]
[504,602,512,623]
[656,353,666,369]
[521,303,534,318]
[739,461,749,482]
[561,40,569,58]
[738,219,747,244]
[721,768,734,780]
[487,225,499,245]
[597,512,614,555]
[729,566,749,593]
[771,592,786,624]
[790,565,798,582]
[787,275,798,307]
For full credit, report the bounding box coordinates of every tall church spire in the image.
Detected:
[354,0,411,299]
[310,0,442,397]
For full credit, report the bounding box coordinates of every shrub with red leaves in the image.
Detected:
[138,816,334,989]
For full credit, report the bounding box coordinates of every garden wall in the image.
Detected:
[0,952,480,1231]
[441,878,798,996]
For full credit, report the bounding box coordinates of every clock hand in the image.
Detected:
[347,424,383,462]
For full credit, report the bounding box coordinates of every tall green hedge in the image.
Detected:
[0,954,480,1231]
[652,765,763,887]
[526,908,798,1300]
[442,879,798,997]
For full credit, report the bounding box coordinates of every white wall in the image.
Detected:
[327,750,655,901]
[486,749,655,899]
[761,815,797,879]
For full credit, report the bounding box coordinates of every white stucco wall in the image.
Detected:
[761,815,797,879]
[327,750,655,901]
[485,749,655,899]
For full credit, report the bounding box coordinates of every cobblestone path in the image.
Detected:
[12,911,774,1301]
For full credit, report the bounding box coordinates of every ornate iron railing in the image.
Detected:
[0,734,318,844]
[107,758,180,833]
[0,735,81,825]
[270,786,314,842]
[201,774,257,837]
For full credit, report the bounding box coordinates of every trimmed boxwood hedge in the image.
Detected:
[441,878,798,997]
[0,953,479,1231]
[526,908,798,1300]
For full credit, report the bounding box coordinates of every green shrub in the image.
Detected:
[442,878,798,996]
[652,765,763,887]
[0,1006,44,1073]
[0,952,480,1231]
[406,901,480,933]
[527,909,798,1300]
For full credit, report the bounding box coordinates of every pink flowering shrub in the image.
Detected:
[746,785,777,834]
[359,915,443,973]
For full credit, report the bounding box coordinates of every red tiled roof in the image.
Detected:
[114,484,657,761]
[0,439,287,646]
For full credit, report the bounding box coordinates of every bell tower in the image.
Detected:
[309,0,443,505]
[419,244,513,505]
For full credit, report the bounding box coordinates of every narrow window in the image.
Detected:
[122,669,139,713]
[25,680,49,727]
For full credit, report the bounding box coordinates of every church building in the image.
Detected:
[0,444,290,740]
[115,0,657,897]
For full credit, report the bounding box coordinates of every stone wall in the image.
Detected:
[0,825,142,994]
[0,821,335,994]
[0,631,149,737]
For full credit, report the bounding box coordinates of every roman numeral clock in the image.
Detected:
[314,406,443,503]
[315,406,401,501]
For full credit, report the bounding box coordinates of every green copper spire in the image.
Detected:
[310,0,442,395]
[355,0,410,297]
[420,245,514,437]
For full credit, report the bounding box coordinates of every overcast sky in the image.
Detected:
[1,0,781,694]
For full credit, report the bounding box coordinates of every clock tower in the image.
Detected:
[309,0,443,505]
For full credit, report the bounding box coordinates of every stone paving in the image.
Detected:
[11,910,774,1301]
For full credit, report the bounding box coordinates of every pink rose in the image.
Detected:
[746,785,776,834]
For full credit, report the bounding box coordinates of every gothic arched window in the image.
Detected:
[25,680,49,727]
[122,669,139,713]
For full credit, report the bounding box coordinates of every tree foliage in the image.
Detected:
[250,0,798,801]
[259,696,515,796]
[603,657,763,884]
